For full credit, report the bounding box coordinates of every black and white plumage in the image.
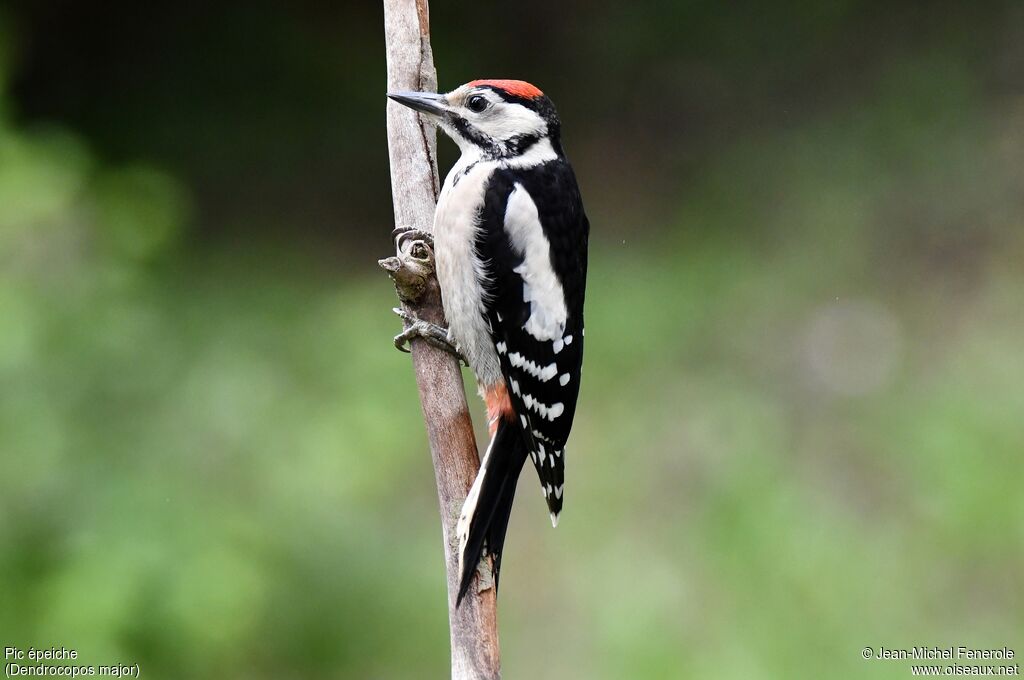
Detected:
[388,80,588,605]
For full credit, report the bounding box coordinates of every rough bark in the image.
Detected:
[380,1,501,678]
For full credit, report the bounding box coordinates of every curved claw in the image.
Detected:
[392,226,434,251]
[391,307,466,364]
[394,332,413,353]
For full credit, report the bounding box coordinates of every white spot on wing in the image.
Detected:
[559,373,570,386]
[520,393,565,421]
[507,351,558,381]
[504,185,568,342]
[496,341,507,354]
[553,338,564,354]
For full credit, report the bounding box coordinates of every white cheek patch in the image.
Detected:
[475,102,546,141]
[504,184,568,342]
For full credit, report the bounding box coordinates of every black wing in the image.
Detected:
[476,159,589,520]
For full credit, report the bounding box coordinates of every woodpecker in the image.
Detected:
[388,80,589,605]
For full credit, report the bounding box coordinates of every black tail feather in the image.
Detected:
[456,418,528,606]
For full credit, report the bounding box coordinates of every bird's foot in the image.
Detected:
[379,226,435,303]
[393,308,466,363]
[392,225,434,251]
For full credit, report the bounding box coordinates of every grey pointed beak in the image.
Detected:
[387,91,447,117]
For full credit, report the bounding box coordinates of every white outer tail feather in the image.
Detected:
[456,435,494,579]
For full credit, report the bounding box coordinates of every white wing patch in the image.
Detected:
[504,184,568,342]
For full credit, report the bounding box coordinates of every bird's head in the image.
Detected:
[388,79,561,160]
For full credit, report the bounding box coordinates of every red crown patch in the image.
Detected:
[468,79,543,99]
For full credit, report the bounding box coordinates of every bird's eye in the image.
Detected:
[466,95,488,113]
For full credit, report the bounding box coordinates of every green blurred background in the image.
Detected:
[1,1,1021,678]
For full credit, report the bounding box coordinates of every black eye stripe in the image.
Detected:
[450,115,499,154]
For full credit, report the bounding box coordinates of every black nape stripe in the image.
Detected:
[506,133,540,156]
[449,114,501,156]
[448,114,546,161]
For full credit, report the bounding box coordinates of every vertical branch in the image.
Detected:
[380,1,501,679]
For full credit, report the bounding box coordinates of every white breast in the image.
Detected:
[434,157,503,387]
